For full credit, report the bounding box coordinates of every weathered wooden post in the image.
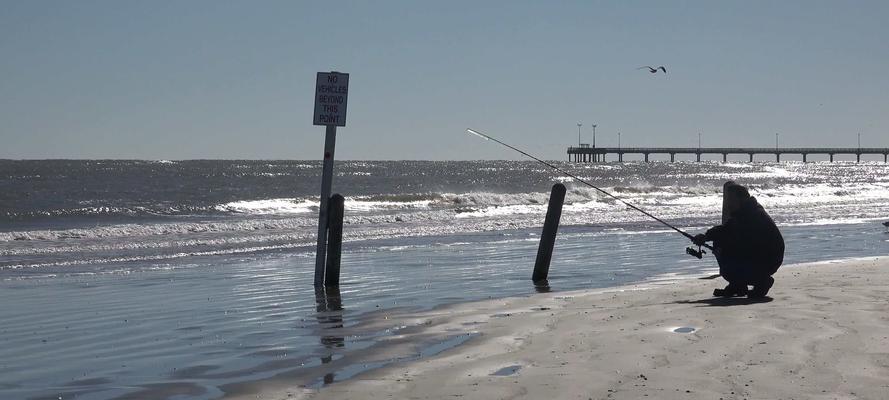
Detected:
[324,194,345,287]
[532,183,566,282]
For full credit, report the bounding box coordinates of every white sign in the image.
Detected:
[313,72,349,127]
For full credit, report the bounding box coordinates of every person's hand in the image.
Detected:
[692,233,707,246]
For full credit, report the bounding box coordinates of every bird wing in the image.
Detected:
[658,66,667,73]
[637,66,654,70]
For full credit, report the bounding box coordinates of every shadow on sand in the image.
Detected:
[672,296,773,307]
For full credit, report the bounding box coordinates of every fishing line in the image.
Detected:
[466,128,713,253]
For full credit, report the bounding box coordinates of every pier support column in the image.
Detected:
[857,153,861,163]
[748,153,754,162]
[696,153,701,162]
[618,153,623,162]
[532,183,566,282]
[722,153,727,162]
[829,154,834,162]
[884,153,887,163]
[644,153,649,162]
[670,153,675,163]
[803,154,807,163]
[776,153,781,163]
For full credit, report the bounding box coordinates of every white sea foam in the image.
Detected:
[217,199,317,214]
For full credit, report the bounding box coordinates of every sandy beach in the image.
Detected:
[230,257,889,400]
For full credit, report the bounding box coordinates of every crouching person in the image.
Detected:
[693,181,784,298]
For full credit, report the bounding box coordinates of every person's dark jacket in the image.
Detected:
[705,196,784,274]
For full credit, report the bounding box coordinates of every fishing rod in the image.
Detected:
[465,128,713,258]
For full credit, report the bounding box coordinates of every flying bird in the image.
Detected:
[638,66,667,74]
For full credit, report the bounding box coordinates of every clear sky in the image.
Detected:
[1,0,887,160]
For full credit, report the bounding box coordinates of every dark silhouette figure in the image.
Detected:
[638,66,667,74]
[693,181,784,298]
[883,221,889,227]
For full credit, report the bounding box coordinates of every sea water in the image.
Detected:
[1,160,888,399]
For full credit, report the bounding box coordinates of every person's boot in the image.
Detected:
[749,276,774,298]
[713,283,748,297]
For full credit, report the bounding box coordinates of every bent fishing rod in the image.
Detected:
[465,128,713,258]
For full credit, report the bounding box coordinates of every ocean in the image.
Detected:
[2,160,888,399]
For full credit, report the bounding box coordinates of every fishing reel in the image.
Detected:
[686,246,706,259]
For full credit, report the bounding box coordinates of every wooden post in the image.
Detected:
[324,194,345,287]
[314,126,337,286]
[532,184,566,282]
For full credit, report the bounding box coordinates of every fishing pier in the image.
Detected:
[567,145,889,163]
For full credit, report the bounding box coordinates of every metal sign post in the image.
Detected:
[313,71,349,286]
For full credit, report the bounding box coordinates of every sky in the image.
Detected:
[1,0,888,160]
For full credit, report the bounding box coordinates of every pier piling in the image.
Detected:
[324,194,345,286]
[532,184,566,282]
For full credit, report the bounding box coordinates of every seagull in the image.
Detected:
[638,66,667,74]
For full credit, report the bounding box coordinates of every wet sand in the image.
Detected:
[228,257,889,399]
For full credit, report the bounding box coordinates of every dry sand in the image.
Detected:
[229,257,889,400]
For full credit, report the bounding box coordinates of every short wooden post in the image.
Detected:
[324,194,345,286]
[532,184,566,282]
